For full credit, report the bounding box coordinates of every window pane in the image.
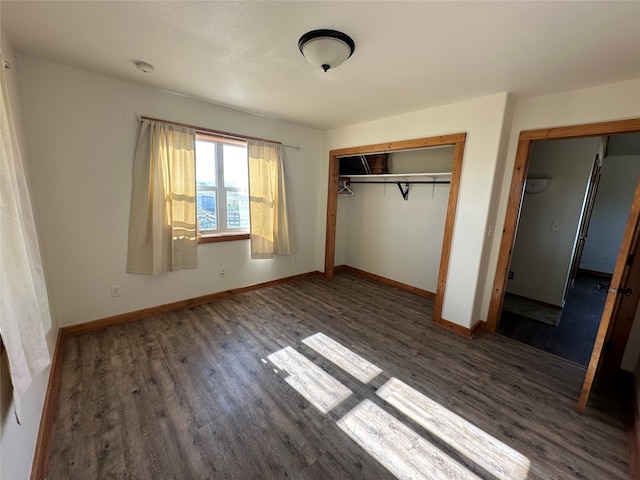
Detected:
[223,144,248,189]
[226,190,249,229]
[196,140,216,186]
[197,191,217,231]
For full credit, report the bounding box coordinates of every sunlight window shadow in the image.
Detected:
[377,377,531,480]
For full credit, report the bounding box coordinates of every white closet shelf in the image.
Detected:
[341,172,451,201]
[339,172,451,179]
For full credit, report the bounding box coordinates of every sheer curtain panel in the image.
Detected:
[0,66,52,422]
[248,141,296,259]
[127,120,197,274]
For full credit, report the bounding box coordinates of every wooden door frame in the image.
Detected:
[486,118,640,333]
[324,133,466,326]
[598,196,640,376]
[578,177,640,411]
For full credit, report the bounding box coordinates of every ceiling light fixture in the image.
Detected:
[298,29,355,72]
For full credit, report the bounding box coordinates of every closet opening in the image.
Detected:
[324,133,467,333]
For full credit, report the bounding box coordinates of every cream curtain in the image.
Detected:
[126,120,197,274]
[0,65,52,422]
[248,141,296,259]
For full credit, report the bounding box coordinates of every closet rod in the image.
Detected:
[138,116,300,150]
[347,180,451,185]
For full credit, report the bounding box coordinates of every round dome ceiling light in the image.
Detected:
[298,29,355,72]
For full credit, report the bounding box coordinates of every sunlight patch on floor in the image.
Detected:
[377,377,530,480]
[338,399,482,480]
[268,335,531,480]
[267,346,352,414]
[302,332,383,383]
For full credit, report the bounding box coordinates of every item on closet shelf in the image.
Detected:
[338,179,354,196]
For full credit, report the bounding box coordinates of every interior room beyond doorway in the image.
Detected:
[497,133,640,366]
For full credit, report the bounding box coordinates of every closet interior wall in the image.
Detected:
[336,147,455,294]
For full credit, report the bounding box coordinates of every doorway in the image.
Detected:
[486,118,640,409]
[496,135,640,365]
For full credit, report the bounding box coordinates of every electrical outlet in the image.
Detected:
[508,271,514,280]
[111,285,121,297]
[219,268,226,278]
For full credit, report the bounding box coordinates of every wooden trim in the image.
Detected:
[324,153,340,279]
[600,221,640,376]
[340,265,484,339]
[324,133,467,325]
[433,136,466,323]
[62,271,321,337]
[432,317,484,338]
[486,117,640,333]
[486,137,532,332]
[519,119,640,141]
[333,264,347,273]
[578,177,640,412]
[330,133,466,158]
[30,330,65,480]
[31,271,321,478]
[198,233,250,244]
[343,266,436,300]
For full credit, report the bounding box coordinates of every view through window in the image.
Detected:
[195,134,249,236]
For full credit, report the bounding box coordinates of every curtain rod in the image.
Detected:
[138,116,300,150]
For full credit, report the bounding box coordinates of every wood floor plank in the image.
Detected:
[47,272,631,479]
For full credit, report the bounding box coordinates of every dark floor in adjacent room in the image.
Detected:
[497,271,608,365]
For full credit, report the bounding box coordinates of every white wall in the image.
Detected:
[328,93,512,329]
[0,32,58,480]
[343,175,450,293]
[339,147,453,292]
[16,56,325,327]
[388,147,454,174]
[507,138,600,306]
[483,78,640,371]
[581,154,640,274]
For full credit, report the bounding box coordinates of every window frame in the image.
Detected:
[195,133,250,243]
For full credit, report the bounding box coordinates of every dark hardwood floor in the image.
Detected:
[47,272,630,479]
[498,272,609,366]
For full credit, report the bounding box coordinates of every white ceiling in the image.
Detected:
[1,1,639,130]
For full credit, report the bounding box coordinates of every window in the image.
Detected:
[196,133,250,242]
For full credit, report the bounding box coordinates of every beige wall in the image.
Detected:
[338,147,454,293]
[581,154,640,274]
[328,79,640,370]
[507,137,601,306]
[0,32,58,480]
[328,93,512,329]
[17,56,325,328]
[484,79,640,371]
